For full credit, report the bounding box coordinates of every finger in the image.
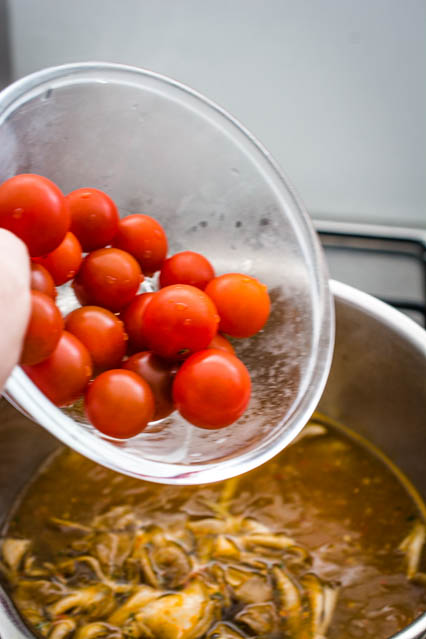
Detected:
[0,229,31,390]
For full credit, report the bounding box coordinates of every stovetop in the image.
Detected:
[315,220,426,328]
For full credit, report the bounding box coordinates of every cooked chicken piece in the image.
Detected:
[136,579,217,639]
[2,538,30,571]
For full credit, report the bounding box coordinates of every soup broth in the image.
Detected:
[1,416,426,639]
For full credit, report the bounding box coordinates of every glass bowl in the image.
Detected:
[0,62,334,484]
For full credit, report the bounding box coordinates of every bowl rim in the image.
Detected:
[1,61,334,484]
[330,282,426,639]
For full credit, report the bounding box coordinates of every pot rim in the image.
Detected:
[330,280,426,639]
[330,279,426,357]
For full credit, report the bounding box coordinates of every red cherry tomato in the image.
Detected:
[65,306,127,370]
[0,174,69,257]
[123,352,176,420]
[67,187,119,251]
[142,285,219,360]
[30,263,57,300]
[85,369,154,439]
[73,248,142,312]
[120,293,154,352]
[20,291,64,365]
[23,331,92,406]
[208,333,235,355]
[33,231,82,286]
[159,251,215,290]
[205,273,270,338]
[173,349,251,429]
[113,214,167,275]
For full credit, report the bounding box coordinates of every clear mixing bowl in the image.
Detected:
[0,62,334,484]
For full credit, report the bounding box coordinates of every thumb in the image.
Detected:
[0,229,31,390]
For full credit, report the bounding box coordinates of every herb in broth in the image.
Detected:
[1,417,426,639]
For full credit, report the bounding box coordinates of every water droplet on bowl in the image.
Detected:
[12,207,24,219]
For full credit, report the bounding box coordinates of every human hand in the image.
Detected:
[0,229,31,391]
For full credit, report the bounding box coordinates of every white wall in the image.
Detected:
[7,0,426,228]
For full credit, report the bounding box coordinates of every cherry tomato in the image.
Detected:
[67,187,119,251]
[85,369,154,439]
[208,333,235,355]
[65,306,127,370]
[20,291,64,365]
[33,231,82,286]
[159,251,215,290]
[0,174,69,257]
[23,331,92,406]
[113,214,167,275]
[205,273,270,338]
[30,263,57,300]
[120,293,154,352]
[123,352,176,420]
[142,285,219,360]
[73,248,142,312]
[173,349,251,429]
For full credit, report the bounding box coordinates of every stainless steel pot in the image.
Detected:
[1,280,426,639]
